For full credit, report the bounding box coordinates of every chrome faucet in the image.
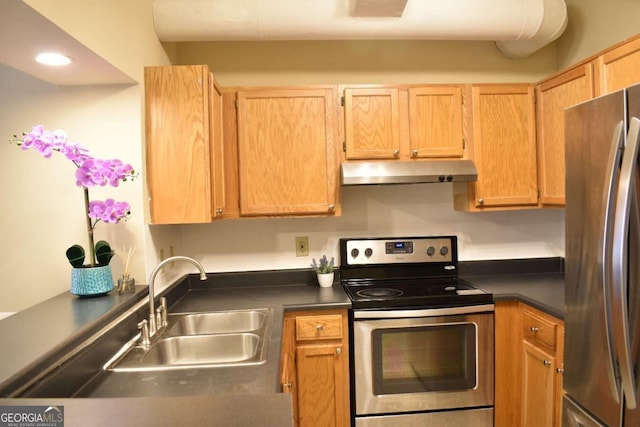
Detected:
[146,256,207,336]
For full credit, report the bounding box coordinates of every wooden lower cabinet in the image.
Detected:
[280,309,350,427]
[495,301,564,427]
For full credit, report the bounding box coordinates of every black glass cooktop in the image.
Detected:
[341,277,493,309]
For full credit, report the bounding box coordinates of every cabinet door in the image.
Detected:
[209,75,226,219]
[495,301,523,427]
[344,87,401,159]
[471,84,538,208]
[296,344,347,427]
[237,88,339,216]
[145,65,212,224]
[281,317,299,425]
[596,36,640,96]
[408,86,464,158]
[536,64,594,206]
[522,341,556,427]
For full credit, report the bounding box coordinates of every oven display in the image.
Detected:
[385,241,414,254]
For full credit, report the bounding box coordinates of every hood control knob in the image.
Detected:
[364,248,373,257]
[351,248,359,258]
[426,246,435,256]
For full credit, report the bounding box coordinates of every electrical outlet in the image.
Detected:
[295,236,309,257]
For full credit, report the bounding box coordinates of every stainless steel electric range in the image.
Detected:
[340,236,495,427]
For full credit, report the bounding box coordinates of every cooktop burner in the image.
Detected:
[355,288,404,298]
[339,236,493,310]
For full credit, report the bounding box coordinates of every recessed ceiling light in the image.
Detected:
[35,52,72,66]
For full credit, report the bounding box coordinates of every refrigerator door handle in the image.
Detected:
[601,120,625,403]
[612,116,640,409]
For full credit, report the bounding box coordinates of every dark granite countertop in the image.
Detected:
[0,286,148,396]
[0,394,293,427]
[465,272,565,319]
[460,257,565,319]
[74,280,350,398]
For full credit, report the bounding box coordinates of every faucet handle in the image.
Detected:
[137,319,151,346]
[159,297,168,328]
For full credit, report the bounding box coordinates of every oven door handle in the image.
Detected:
[353,304,495,319]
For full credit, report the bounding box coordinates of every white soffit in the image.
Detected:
[0,0,135,86]
[153,0,568,58]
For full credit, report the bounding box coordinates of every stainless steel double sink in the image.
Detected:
[104,308,273,372]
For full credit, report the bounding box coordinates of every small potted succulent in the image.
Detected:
[311,255,336,288]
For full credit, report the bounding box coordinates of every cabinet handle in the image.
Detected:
[411,149,418,157]
[336,348,342,355]
[393,149,400,157]
[316,324,324,332]
[530,326,539,333]
[543,360,552,367]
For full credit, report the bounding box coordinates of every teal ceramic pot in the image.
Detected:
[70,265,114,296]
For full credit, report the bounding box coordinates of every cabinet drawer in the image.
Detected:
[523,309,557,351]
[296,314,343,341]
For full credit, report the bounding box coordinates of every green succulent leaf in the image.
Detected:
[95,240,114,266]
[66,245,85,268]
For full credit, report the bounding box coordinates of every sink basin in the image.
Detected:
[166,309,268,336]
[104,308,273,372]
[143,334,260,366]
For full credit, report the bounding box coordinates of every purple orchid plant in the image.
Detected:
[11,125,137,268]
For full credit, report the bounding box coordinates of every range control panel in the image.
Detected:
[342,236,455,265]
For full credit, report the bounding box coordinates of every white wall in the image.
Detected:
[173,185,564,274]
[0,64,147,312]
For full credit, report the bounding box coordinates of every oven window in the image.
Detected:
[371,323,476,395]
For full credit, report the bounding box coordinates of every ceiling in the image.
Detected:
[0,0,134,86]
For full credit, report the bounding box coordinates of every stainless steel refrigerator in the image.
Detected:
[564,84,640,426]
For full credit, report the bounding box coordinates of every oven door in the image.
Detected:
[352,305,494,416]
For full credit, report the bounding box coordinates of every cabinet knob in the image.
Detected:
[543,360,552,367]
[393,149,400,157]
[530,326,539,333]
[215,208,223,215]
[412,149,418,157]
[328,204,335,212]
[282,382,292,391]
[316,324,324,332]
[336,348,342,355]
[478,198,484,205]
[557,367,564,374]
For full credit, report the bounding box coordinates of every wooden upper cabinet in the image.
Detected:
[536,63,595,206]
[145,65,216,224]
[468,84,538,209]
[343,87,401,159]
[596,35,640,96]
[236,87,339,216]
[408,86,465,158]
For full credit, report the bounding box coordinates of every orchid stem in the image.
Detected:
[83,187,95,267]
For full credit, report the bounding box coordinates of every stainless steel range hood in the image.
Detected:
[341,160,478,186]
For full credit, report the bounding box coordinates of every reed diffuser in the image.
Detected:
[117,245,136,294]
